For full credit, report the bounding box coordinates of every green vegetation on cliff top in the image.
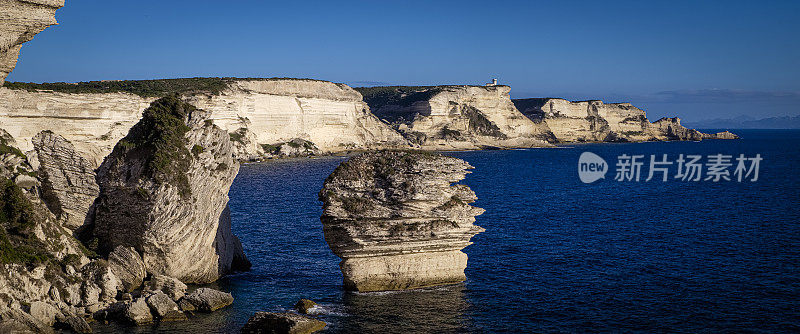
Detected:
[355,86,442,107]
[2,77,343,98]
[354,86,443,123]
[355,85,509,106]
[355,85,508,124]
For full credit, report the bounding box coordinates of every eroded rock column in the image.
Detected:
[91,96,249,283]
[319,151,484,292]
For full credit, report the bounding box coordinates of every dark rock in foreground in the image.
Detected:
[241,312,326,334]
[56,316,92,333]
[293,299,317,315]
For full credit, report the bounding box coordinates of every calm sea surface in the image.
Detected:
[98,130,800,333]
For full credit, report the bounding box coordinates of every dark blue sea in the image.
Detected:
[104,130,800,333]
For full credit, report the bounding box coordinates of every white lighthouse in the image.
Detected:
[485,78,498,86]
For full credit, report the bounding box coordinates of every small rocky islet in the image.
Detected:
[319,151,485,292]
[0,1,741,333]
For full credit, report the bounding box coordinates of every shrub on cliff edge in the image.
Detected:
[0,178,51,265]
[111,96,194,198]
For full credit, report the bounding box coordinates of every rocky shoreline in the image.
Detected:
[0,98,251,333]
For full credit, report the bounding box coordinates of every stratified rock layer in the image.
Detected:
[91,96,249,283]
[360,86,553,149]
[108,246,146,293]
[0,0,64,85]
[0,87,155,166]
[32,130,99,230]
[187,79,408,154]
[0,79,408,164]
[319,151,484,291]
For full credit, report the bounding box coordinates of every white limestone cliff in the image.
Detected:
[0,100,247,333]
[185,79,408,154]
[0,88,154,166]
[513,98,727,142]
[360,85,554,149]
[0,0,64,85]
[0,79,408,165]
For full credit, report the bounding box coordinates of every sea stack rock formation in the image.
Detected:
[0,0,64,85]
[90,96,249,283]
[319,151,485,292]
[357,85,554,149]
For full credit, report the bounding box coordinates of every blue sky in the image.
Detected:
[8,0,800,121]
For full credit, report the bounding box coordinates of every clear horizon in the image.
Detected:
[6,0,799,122]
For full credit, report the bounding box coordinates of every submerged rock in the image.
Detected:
[241,312,326,334]
[293,299,317,315]
[91,96,249,283]
[319,151,485,292]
